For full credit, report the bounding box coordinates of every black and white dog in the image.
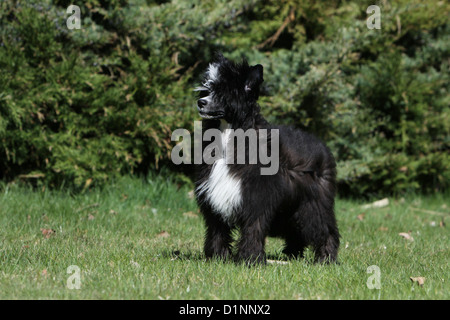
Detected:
[194,54,339,264]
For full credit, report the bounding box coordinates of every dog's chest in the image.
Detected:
[197,122,242,223]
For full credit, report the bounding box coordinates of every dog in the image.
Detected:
[194,53,340,264]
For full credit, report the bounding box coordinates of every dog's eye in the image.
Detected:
[202,92,210,98]
[197,90,210,99]
[194,86,210,98]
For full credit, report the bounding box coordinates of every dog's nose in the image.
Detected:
[197,99,207,109]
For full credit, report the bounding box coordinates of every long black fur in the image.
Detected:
[195,54,340,264]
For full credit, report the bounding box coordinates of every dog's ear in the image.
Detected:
[245,64,264,94]
[215,51,228,64]
[215,51,223,60]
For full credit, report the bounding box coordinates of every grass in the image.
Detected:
[0,175,448,300]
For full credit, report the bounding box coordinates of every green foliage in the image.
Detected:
[0,0,449,196]
[0,0,200,188]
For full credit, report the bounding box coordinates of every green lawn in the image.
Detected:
[0,176,448,299]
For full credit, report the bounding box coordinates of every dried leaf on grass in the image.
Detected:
[183,211,198,218]
[399,232,414,241]
[41,228,56,239]
[130,260,140,268]
[410,277,425,286]
[157,230,170,238]
[361,198,389,209]
[267,259,290,265]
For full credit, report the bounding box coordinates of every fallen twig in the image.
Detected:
[76,203,100,213]
[409,207,448,217]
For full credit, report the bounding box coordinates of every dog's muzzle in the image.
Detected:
[197,98,224,119]
[197,98,207,110]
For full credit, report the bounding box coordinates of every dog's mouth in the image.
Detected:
[198,111,224,120]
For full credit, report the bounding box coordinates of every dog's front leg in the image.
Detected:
[202,209,233,260]
[236,217,267,265]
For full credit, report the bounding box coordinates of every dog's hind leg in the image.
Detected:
[313,230,340,264]
[297,197,340,264]
[282,224,307,259]
[313,205,340,264]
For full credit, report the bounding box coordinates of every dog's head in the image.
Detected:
[195,53,264,122]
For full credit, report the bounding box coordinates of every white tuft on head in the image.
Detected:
[208,63,219,81]
[202,63,219,89]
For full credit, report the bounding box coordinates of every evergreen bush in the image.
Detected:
[0,0,448,196]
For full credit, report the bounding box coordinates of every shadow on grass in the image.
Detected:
[160,249,204,262]
[160,249,323,265]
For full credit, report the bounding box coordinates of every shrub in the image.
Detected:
[0,0,448,196]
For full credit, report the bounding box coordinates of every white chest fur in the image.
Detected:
[197,121,242,223]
